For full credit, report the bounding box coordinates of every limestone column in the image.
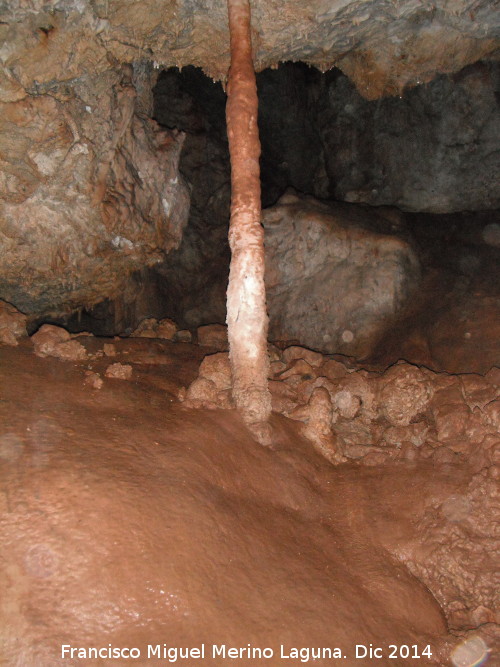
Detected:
[225,0,272,444]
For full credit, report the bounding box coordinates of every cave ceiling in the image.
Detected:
[1,0,499,101]
[0,0,499,320]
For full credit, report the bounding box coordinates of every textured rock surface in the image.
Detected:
[0,300,27,345]
[0,0,498,100]
[0,65,189,317]
[152,68,230,329]
[259,61,500,213]
[31,324,87,361]
[105,362,133,379]
[263,191,420,357]
[316,62,500,212]
[6,339,500,664]
[106,334,499,638]
[184,342,499,471]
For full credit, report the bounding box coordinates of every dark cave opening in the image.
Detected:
[42,61,499,374]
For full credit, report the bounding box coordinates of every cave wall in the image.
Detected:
[152,68,230,328]
[260,61,500,212]
[0,64,190,317]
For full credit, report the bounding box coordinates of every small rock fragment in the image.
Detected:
[156,318,177,340]
[103,343,116,357]
[131,318,158,338]
[105,363,132,380]
[174,329,192,343]
[83,371,103,390]
[333,389,361,419]
[334,373,377,422]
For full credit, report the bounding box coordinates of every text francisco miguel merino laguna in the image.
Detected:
[61,643,433,662]
[61,645,346,662]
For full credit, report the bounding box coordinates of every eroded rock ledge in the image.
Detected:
[1,0,498,100]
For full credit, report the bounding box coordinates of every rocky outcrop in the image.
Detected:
[0,0,497,100]
[263,192,420,358]
[0,65,190,318]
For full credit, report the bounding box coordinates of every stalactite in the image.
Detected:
[225,0,272,445]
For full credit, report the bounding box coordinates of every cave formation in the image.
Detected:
[0,1,499,665]
[225,0,272,442]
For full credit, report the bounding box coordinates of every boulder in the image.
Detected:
[263,192,420,357]
[31,324,87,361]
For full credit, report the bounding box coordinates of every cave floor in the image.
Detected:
[0,339,498,666]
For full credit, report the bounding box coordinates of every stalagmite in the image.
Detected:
[225,0,272,444]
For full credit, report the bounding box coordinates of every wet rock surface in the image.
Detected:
[1,338,499,664]
[183,340,499,642]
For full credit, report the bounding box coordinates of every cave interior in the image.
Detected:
[0,2,499,665]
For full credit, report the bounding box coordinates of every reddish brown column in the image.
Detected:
[225,0,271,444]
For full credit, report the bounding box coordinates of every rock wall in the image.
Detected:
[0,65,190,317]
[317,61,500,212]
[150,63,499,365]
[258,61,500,213]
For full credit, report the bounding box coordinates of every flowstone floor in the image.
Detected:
[0,337,498,666]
